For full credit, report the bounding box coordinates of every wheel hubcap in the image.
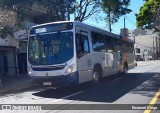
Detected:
[124,67,128,74]
[93,72,99,81]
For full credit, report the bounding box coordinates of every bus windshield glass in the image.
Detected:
[28,32,73,65]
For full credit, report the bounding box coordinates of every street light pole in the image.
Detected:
[131,30,136,60]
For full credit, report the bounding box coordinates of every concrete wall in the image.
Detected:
[0,38,9,46]
[128,28,159,60]
[0,37,18,47]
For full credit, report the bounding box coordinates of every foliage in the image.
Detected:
[0,0,75,38]
[0,0,132,38]
[0,0,76,22]
[102,0,132,32]
[0,26,13,39]
[73,0,131,32]
[136,0,160,32]
[37,0,76,21]
[0,8,17,38]
[0,0,23,7]
[74,0,101,22]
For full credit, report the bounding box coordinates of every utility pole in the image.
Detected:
[124,16,126,29]
[67,0,70,21]
[124,16,126,37]
[108,12,112,32]
[74,5,76,21]
[132,31,136,57]
[131,30,135,44]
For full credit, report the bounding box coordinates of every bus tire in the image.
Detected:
[123,63,128,76]
[92,65,102,82]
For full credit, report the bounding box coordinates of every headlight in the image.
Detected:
[28,68,32,75]
[64,64,74,75]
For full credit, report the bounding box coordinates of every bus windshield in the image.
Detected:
[28,32,73,65]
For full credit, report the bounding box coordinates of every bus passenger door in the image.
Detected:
[76,26,92,83]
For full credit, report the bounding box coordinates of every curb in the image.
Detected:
[137,61,155,66]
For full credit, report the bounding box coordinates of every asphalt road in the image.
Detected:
[0,61,160,113]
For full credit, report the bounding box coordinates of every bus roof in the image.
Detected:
[30,21,133,42]
[30,21,74,28]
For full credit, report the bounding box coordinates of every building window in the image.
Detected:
[135,48,140,53]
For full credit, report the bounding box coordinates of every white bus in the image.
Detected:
[27,21,136,86]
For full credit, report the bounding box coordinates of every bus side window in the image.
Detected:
[122,40,125,52]
[104,35,114,52]
[76,33,90,58]
[114,38,121,52]
[91,32,105,52]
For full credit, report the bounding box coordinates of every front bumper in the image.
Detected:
[30,72,79,87]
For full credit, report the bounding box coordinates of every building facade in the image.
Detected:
[128,28,159,61]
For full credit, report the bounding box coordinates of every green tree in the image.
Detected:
[73,0,131,32]
[74,0,101,22]
[0,8,17,38]
[136,0,160,32]
[0,0,75,39]
[102,0,132,32]
[0,0,23,7]
[0,0,23,38]
[37,0,75,21]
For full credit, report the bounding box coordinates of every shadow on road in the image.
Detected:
[131,73,160,97]
[32,73,156,103]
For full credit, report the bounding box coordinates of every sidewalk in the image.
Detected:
[137,60,160,66]
[137,60,157,66]
[0,75,31,94]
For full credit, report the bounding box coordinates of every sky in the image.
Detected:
[71,0,144,34]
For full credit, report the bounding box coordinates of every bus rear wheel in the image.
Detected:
[123,64,128,76]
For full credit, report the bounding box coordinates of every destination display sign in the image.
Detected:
[30,22,73,34]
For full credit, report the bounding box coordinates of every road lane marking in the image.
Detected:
[112,77,123,82]
[51,91,84,103]
[144,89,160,113]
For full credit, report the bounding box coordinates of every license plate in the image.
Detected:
[43,82,52,86]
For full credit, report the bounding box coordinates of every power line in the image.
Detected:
[126,17,136,27]
[125,16,136,30]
